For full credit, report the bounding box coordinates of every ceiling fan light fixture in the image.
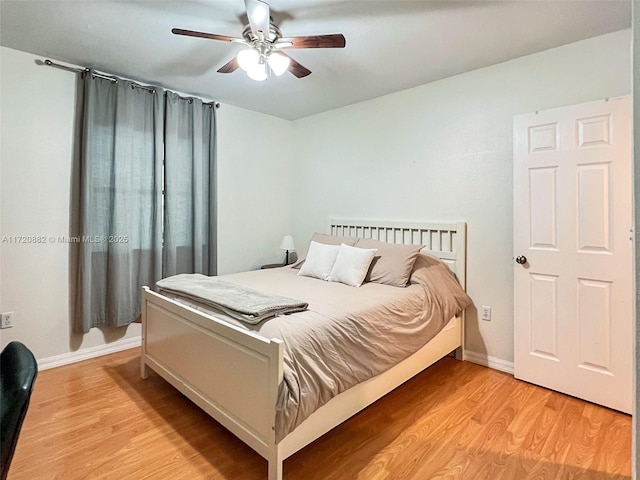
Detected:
[247,62,267,81]
[268,52,290,76]
[237,48,259,72]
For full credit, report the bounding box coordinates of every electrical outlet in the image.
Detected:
[1,312,14,329]
[481,306,491,321]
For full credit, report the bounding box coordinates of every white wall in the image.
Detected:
[0,46,294,360]
[290,29,632,363]
[216,106,295,274]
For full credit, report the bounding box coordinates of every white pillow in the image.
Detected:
[297,241,340,281]
[328,243,378,287]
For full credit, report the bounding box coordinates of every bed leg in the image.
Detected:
[268,454,283,480]
[140,358,149,380]
[455,311,466,361]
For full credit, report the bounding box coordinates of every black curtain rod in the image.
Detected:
[42,59,220,108]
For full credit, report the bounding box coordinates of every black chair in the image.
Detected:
[1,342,37,480]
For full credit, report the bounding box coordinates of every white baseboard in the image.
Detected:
[464,350,514,375]
[38,336,141,371]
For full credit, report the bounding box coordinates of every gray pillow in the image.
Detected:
[355,238,423,287]
[310,232,358,246]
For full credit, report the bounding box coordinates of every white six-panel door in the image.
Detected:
[513,96,632,413]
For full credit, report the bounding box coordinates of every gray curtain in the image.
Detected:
[74,72,164,333]
[163,92,217,277]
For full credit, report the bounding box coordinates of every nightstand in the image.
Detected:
[261,263,285,269]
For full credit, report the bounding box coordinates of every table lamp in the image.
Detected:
[280,235,296,265]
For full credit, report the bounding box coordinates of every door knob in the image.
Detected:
[515,256,527,265]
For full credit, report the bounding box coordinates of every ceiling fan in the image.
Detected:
[172,0,346,81]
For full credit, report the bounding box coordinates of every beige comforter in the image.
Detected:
[161,254,471,441]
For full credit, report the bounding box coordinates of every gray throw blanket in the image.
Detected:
[156,274,308,324]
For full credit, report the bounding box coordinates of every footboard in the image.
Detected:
[140,287,284,458]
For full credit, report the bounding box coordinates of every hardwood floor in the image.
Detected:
[8,348,630,480]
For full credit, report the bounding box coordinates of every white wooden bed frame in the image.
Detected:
[140,219,467,480]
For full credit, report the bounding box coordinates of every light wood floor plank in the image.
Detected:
[7,349,631,480]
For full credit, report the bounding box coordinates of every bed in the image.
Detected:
[140,218,468,480]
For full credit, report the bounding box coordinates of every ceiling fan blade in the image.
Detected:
[280,52,311,78]
[217,57,239,74]
[278,34,346,49]
[172,28,240,43]
[244,0,270,39]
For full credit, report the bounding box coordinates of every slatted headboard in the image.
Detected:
[329,218,467,290]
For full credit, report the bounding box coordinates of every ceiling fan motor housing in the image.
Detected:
[242,22,282,44]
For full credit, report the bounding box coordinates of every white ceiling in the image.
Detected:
[0,0,631,120]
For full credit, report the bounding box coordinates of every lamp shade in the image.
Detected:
[280,235,296,251]
[247,62,267,81]
[268,52,290,76]
[237,48,259,72]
